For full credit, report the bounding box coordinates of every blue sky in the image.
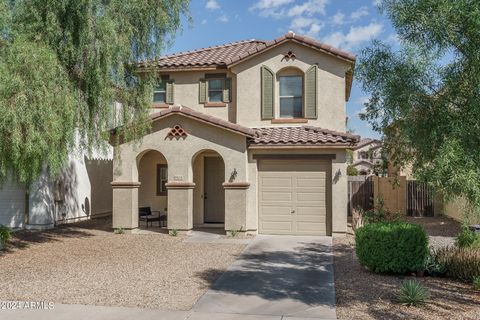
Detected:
[166,0,399,138]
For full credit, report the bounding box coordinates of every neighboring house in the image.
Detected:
[0,149,113,229]
[351,138,384,175]
[111,32,359,236]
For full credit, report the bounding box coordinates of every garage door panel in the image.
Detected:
[258,159,330,236]
[260,191,293,201]
[261,221,294,233]
[296,177,325,188]
[261,205,293,216]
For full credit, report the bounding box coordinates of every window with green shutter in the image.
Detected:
[201,73,231,104]
[261,66,275,119]
[153,75,173,104]
[304,65,318,119]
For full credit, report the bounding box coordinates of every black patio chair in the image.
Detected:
[139,207,166,228]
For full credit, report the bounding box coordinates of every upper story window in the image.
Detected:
[153,75,169,103]
[199,73,231,105]
[279,76,303,118]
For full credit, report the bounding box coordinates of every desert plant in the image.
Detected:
[355,221,428,274]
[169,229,178,237]
[114,227,124,234]
[456,226,480,248]
[424,250,447,277]
[228,227,243,237]
[352,207,364,232]
[0,225,11,248]
[397,279,430,306]
[435,246,480,282]
[473,276,480,290]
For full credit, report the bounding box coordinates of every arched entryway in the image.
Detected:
[137,150,168,227]
[192,150,225,226]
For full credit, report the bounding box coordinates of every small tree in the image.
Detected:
[357,0,480,221]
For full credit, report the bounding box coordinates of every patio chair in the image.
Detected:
[139,207,167,228]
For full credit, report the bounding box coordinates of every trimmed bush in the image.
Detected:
[435,246,480,282]
[355,221,428,274]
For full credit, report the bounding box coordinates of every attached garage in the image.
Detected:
[258,159,331,236]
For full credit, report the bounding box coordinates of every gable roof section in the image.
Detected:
[249,126,359,148]
[150,105,256,137]
[138,32,356,100]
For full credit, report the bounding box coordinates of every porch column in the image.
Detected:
[111,181,141,231]
[166,181,195,232]
[223,182,250,233]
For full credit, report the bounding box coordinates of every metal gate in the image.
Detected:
[348,176,374,216]
[407,181,434,217]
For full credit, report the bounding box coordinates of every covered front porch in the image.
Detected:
[110,106,254,234]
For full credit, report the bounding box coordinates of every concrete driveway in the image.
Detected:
[193,235,336,319]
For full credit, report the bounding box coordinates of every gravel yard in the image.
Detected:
[0,217,246,310]
[334,216,480,320]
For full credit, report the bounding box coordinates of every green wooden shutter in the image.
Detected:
[304,65,318,119]
[166,80,174,104]
[261,66,274,120]
[223,78,231,103]
[199,79,208,103]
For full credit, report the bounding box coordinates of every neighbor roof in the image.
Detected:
[138,32,356,100]
[354,138,382,150]
[249,126,359,147]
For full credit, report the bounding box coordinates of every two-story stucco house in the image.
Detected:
[352,138,383,175]
[110,32,359,236]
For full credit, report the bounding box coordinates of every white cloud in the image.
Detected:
[323,22,383,49]
[217,14,229,23]
[332,12,345,25]
[350,7,369,20]
[206,0,220,10]
[201,19,207,25]
[289,17,323,37]
[386,33,400,45]
[250,0,294,10]
[372,0,382,7]
[287,0,329,17]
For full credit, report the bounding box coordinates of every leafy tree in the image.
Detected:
[357,0,480,216]
[0,0,190,185]
[347,165,359,176]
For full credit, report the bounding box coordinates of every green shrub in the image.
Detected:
[169,229,178,236]
[347,165,359,176]
[397,279,430,306]
[424,250,447,277]
[355,221,428,274]
[435,246,480,282]
[456,227,480,248]
[473,276,480,290]
[114,227,124,234]
[0,225,11,247]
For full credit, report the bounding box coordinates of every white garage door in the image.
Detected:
[0,179,26,228]
[258,160,330,235]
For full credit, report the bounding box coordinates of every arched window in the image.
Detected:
[278,68,303,118]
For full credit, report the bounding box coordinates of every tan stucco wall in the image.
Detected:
[137,151,168,213]
[232,42,349,130]
[247,148,348,235]
[85,159,113,216]
[151,70,237,122]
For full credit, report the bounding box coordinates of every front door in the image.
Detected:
[203,156,225,223]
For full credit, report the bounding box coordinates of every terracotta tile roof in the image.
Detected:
[138,31,355,69]
[249,126,360,147]
[150,105,256,137]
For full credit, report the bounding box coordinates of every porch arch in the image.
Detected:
[192,149,226,226]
